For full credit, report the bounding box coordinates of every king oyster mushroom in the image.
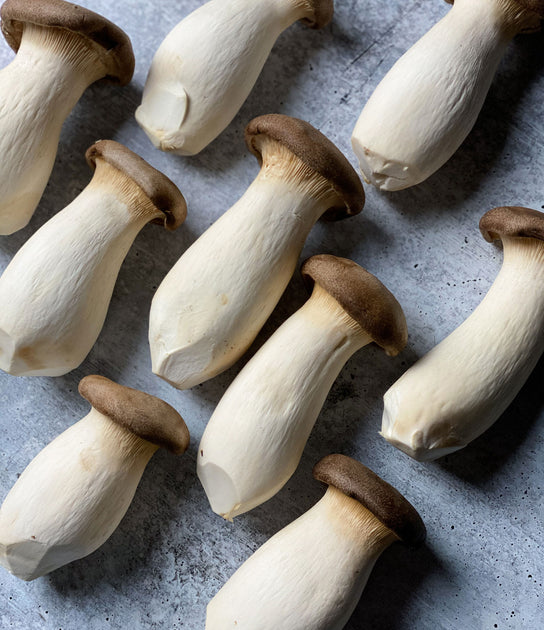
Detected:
[135,0,333,155]
[0,375,190,581]
[206,454,425,630]
[149,115,364,390]
[198,255,407,520]
[351,0,544,191]
[0,0,135,234]
[0,140,186,377]
[382,206,544,461]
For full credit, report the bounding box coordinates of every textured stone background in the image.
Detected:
[0,1,543,628]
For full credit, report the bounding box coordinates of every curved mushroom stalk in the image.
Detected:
[150,115,364,391]
[382,206,544,461]
[0,376,189,581]
[0,141,186,377]
[135,0,333,155]
[206,455,425,630]
[0,0,134,234]
[351,0,544,191]
[198,255,407,520]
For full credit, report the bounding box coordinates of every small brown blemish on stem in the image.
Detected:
[16,345,45,371]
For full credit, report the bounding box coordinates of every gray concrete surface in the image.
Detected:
[0,0,543,628]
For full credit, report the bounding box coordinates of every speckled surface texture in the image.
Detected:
[0,0,543,628]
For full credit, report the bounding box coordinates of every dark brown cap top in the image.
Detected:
[79,375,190,455]
[302,254,407,356]
[480,206,544,244]
[245,114,364,221]
[299,0,334,29]
[313,454,426,547]
[1,0,135,85]
[86,140,187,231]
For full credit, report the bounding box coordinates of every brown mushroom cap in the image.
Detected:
[0,0,135,85]
[86,140,187,231]
[299,0,334,29]
[302,254,407,356]
[78,375,190,455]
[313,454,426,547]
[519,0,544,18]
[479,206,544,244]
[245,114,365,221]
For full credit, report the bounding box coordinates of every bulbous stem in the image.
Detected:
[197,285,371,519]
[150,143,339,390]
[382,236,544,460]
[351,0,534,191]
[0,409,157,581]
[0,23,109,234]
[206,486,397,630]
[136,0,314,155]
[0,161,162,377]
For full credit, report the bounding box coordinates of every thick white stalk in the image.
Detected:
[382,237,544,460]
[206,487,396,630]
[352,0,531,191]
[150,175,332,390]
[198,288,370,519]
[0,172,159,376]
[0,409,157,581]
[136,0,312,155]
[0,24,107,234]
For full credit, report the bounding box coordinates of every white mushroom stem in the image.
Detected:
[0,161,163,377]
[382,236,544,461]
[0,408,157,581]
[206,486,398,630]
[198,285,371,519]
[0,23,108,234]
[150,142,339,390]
[135,0,316,155]
[351,0,541,191]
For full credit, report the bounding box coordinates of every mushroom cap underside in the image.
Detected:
[313,454,426,547]
[445,0,544,20]
[86,140,187,230]
[78,375,190,454]
[480,206,544,244]
[299,0,334,29]
[245,114,365,221]
[0,0,135,84]
[302,254,408,356]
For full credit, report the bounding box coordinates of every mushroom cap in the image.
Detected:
[0,0,135,85]
[519,0,544,18]
[245,114,365,221]
[78,375,190,455]
[300,0,334,29]
[301,254,408,356]
[313,454,426,547]
[86,140,187,231]
[479,206,544,244]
